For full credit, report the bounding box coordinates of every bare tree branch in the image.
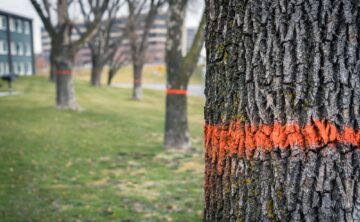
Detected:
[138,0,165,54]
[30,0,56,37]
[42,0,52,20]
[67,0,75,5]
[127,0,165,62]
[85,0,124,63]
[183,12,205,77]
[72,0,110,49]
[79,0,91,22]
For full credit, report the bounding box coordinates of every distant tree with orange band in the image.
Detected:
[31,0,109,110]
[164,0,205,150]
[126,0,166,100]
[204,0,360,221]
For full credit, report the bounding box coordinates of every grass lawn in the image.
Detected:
[38,64,205,85]
[0,76,205,222]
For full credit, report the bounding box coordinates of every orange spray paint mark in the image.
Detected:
[166,88,187,95]
[229,121,241,155]
[271,122,286,149]
[134,79,142,84]
[285,124,305,148]
[341,126,357,146]
[56,70,71,75]
[303,123,321,148]
[205,119,360,172]
[255,124,273,151]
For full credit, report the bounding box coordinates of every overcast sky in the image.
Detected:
[0,0,204,54]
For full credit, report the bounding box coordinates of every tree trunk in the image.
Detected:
[204,0,360,221]
[164,83,190,150]
[91,66,103,87]
[107,67,115,86]
[54,48,79,110]
[31,0,110,111]
[90,52,104,87]
[49,49,56,82]
[164,0,196,150]
[132,63,143,100]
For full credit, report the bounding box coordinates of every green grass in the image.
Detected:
[0,77,205,222]
[38,64,205,85]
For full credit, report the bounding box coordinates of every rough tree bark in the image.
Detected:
[164,0,205,150]
[31,0,109,109]
[126,0,165,100]
[204,0,360,221]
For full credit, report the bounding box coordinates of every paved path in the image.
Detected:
[0,91,21,97]
[112,83,205,97]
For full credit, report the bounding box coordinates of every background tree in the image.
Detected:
[49,49,56,82]
[35,0,57,83]
[164,0,205,150]
[80,0,123,87]
[107,51,128,86]
[126,0,165,100]
[204,0,360,221]
[31,0,109,109]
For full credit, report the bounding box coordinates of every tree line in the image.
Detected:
[31,0,204,151]
[31,0,360,220]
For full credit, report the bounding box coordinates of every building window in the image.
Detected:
[0,63,4,75]
[12,62,17,73]
[16,19,22,33]
[5,63,9,73]
[17,42,23,55]
[24,21,30,34]
[0,16,7,30]
[11,41,16,55]
[18,62,23,74]
[25,62,28,74]
[24,43,27,55]
[25,62,32,75]
[25,43,31,56]
[0,40,8,54]
[9,18,15,32]
[0,62,9,75]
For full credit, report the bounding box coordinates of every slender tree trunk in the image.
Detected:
[127,0,164,101]
[164,82,190,149]
[132,63,143,100]
[49,49,56,82]
[107,67,115,86]
[91,66,103,87]
[164,0,204,150]
[204,0,360,221]
[90,53,104,87]
[164,0,190,149]
[53,47,79,110]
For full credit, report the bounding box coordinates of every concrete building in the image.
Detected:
[182,27,196,55]
[0,10,35,76]
[41,14,197,68]
[41,14,168,67]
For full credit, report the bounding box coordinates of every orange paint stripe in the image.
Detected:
[166,88,187,95]
[204,119,360,173]
[56,70,72,75]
